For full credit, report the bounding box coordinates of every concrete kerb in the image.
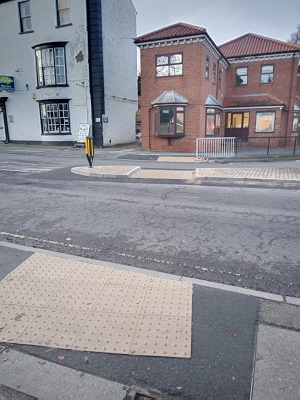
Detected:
[71,166,141,178]
[1,241,298,306]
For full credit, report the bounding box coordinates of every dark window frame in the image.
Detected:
[205,56,210,79]
[18,0,32,33]
[155,105,185,137]
[33,42,68,88]
[56,0,71,27]
[292,112,300,132]
[218,68,222,88]
[260,64,274,84]
[205,108,221,136]
[38,99,71,135]
[212,63,216,84]
[155,53,183,77]
[255,111,276,133]
[226,112,250,129]
[235,66,248,86]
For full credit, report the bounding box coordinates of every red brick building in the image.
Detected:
[135,23,300,152]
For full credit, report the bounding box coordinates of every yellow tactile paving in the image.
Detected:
[196,167,300,180]
[131,169,194,180]
[0,253,192,358]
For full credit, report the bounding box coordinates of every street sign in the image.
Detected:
[77,123,90,143]
[0,75,15,91]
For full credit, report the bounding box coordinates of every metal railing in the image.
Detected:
[196,137,235,158]
[196,136,300,158]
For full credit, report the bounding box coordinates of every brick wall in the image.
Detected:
[140,41,225,152]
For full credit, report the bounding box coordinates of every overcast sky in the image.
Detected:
[133,0,299,45]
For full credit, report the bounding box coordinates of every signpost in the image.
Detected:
[0,76,15,91]
[77,123,90,143]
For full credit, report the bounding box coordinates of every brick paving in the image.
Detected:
[195,167,300,181]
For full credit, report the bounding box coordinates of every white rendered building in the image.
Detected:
[0,0,137,146]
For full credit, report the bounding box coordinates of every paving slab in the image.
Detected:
[195,167,300,182]
[0,349,128,400]
[259,300,300,330]
[0,253,192,358]
[252,324,300,400]
[157,156,196,163]
[131,169,194,180]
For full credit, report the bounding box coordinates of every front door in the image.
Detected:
[0,109,6,141]
[225,112,249,138]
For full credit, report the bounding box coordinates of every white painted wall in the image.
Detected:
[101,0,138,146]
[0,0,91,143]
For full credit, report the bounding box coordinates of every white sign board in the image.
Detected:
[77,123,90,143]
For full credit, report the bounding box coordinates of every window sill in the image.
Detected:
[156,75,183,78]
[19,30,34,35]
[234,84,248,87]
[55,23,72,29]
[36,84,69,89]
[41,133,72,136]
[156,133,185,138]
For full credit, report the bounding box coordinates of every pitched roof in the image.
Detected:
[151,91,189,105]
[134,22,206,44]
[205,94,222,108]
[223,94,286,108]
[219,33,300,58]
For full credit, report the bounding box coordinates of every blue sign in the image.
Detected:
[0,75,15,91]
[102,115,108,124]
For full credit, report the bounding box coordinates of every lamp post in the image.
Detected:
[85,132,94,168]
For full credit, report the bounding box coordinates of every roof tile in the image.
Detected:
[135,22,206,44]
[223,94,286,108]
[219,33,300,58]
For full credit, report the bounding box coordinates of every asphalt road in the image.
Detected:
[0,145,299,297]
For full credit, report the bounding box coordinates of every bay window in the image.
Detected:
[156,106,185,136]
[206,108,221,136]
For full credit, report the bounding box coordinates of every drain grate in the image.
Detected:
[134,395,156,400]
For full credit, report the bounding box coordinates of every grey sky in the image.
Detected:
[133,0,299,45]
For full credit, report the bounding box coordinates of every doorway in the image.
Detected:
[225,112,249,138]
[0,98,8,142]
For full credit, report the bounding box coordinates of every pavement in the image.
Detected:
[71,161,300,184]
[0,242,299,400]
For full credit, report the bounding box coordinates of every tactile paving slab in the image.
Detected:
[0,253,192,358]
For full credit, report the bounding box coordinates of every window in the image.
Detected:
[218,68,222,88]
[292,112,300,132]
[34,44,67,87]
[236,67,248,85]
[261,65,274,84]
[212,63,216,84]
[156,54,182,77]
[19,1,32,33]
[255,111,275,133]
[226,112,249,129]
[156,106,185,136]
[206,108,221,136]
[40,101,70,134]
[56,0,70,26]
[205,56,209,79]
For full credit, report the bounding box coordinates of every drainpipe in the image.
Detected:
[286,54,296,146]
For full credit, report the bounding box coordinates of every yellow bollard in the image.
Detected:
[85,132,94,168]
